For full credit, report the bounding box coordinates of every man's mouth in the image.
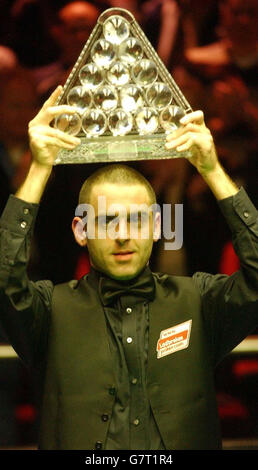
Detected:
[113,251,134,260]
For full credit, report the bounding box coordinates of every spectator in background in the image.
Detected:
[141,0,182,69]
[184,0,258,82]
[0,65,40,215]
[181,0,258,145]
[9,0,59,68]
[31,1,99,101]
[0,45,18,77]
[169,0,258,277]
[107,0,141,22]
[180,0,219,49]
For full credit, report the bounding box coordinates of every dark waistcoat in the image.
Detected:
[38,272,222,450]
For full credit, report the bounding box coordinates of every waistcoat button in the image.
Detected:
[109,387,116,395]
[101,413,109,422]
[95,441,102,449]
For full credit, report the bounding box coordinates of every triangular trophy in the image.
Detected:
[54,7,192,165]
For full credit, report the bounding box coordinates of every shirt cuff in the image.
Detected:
[218,187,258,236]
[0,194,39,236]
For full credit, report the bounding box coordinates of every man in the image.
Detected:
[0,86,257,449]
[31,2,100,99]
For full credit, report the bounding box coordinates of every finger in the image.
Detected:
[33,134,80,150]
[166,123,207,142]
[165,132,192,149]
[46,106,80,123]
[171,133,212,153]
[42,85,63,110]
[179,110,205,126]
[176,140,193,152]
[30,105,80,126]
[40,127,81,145]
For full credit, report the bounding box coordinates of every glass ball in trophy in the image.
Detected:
[160,105,186,131]
[132,59,158,86]
[55,113,82,136]
[67,86,92,113]
[82,109,107,136]
[146,83,173,110]
[103,15,130,45]
[107,62,130,87]
[135,107,159,135]
[120,84,144,113]
[108,109,133,136]
[118,37,143,65]
[79,63,104,90]
[94,86,118,112]
[91,39,116,68]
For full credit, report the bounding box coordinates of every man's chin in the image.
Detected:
[107,265,143,281]
[108,271,139,281]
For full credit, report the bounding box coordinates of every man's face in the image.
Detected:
[83,183,159,280]
[55,3,99,64]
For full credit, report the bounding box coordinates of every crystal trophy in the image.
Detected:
[54,8,192,165]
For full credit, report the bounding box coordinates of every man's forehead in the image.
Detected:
[90,183,151,207]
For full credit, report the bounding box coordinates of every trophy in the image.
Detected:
[54,7,192,165]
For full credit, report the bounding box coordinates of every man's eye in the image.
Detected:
[108,218,118,227]
[97,217,118,227]
[97,217,108,226]
[132,213,149,223]
[130,214,139,224]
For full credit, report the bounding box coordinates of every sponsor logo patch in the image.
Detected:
[156,320,192,359]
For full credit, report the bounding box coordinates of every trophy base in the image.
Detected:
[54,134,191,164]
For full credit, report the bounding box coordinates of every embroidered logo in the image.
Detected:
[156,320,192,358]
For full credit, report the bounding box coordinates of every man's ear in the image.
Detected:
[153,211,161,242]
[71,217,87,247]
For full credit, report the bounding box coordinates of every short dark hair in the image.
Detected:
[78,164,156,206]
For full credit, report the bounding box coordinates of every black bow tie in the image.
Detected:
[98,267,155,306]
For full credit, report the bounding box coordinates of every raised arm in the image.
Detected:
[15,85,80,204]
[0,86,80,366]
[165,111,258,364]
[165,110,239,200]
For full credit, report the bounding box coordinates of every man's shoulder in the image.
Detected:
[152,271,192,281]
[53,278,84,290]
[152,271,196,291]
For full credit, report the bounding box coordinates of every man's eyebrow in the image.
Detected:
[130,210,149,216]
[95,214,117,222]
[95,211,150,221]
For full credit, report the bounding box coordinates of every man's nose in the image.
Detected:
[115,218,129,243]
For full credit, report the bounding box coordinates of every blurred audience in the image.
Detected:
[184,0,258,81]
[0,65,39,213]
[180,0,219,48]
[170,0,258,276]
[0,45,18,77]
[31,1,100,101]
[107,0,141,22]
[9,0,59,67]
[141,0,181,68]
